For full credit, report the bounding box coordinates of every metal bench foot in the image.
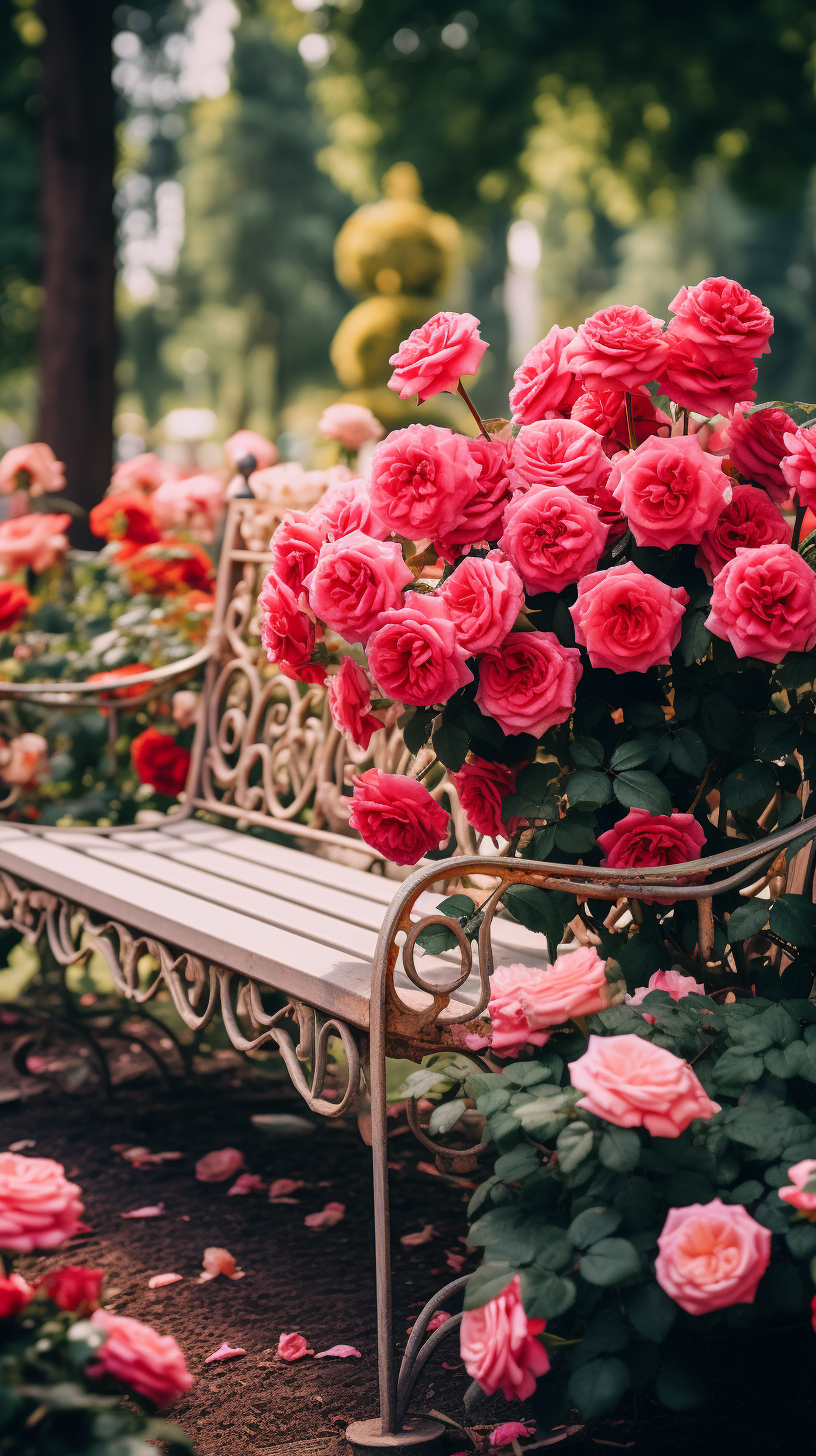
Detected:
[344,1416,445,1454]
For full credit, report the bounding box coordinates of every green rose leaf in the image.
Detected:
[625,1283,677,1343]
[680,609,712,666]
[578,1236,641,1286]
[769,894,816,950]
[567,768,613,808]
[754,715,801,761]
[568,1357,630,1419]
[556,1121,594,1173]
[463,1261,515,1309]
[669,727,708,779]
[402,706,436,755]
[520,1267,577,1320]
[432,717,470,772]
[727,899,771,942]
[613,770,673,815]
[722,761,777,812]
[569,736,604,768]
[568,1205,622,1248]
[428,1099,466,1136]
[609,738,656,772]
[599,1126,642,1172]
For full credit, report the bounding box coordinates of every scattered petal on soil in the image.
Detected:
[205,1342,246,1363]
[197,1247,245,1282]
[315,1345,361,1359]
[426,1311,450,1330]
[227,1173,265,1196]
[121,1203,165,1218]
[445,1251,466,1272]
[400,1224,435,1247]
[148,1273,182,1288]
[304,1201,345,1229]
[416,1161,441,1177]
[8,1140,35,1152]
[268,1178,305,1199]
[490,1422,535,1447]
[195,1148,245,1182]
[277,1332,313,1361]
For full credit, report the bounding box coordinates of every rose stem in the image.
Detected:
[792,494,807,551]
[457,380,491,442]
[623,391,637,451]
[682,407,689,435]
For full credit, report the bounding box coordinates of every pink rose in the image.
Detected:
[658,335,758,418]
[327,658,382,750]
[609,435,731,549]
[500,484,608,594]
[627,969,706,1023]
[705,543,816,663]
[460,1274,549,1401]
[449,755,522,840]
[521,946,620,1031]
[666,276,773,364]
[303,531,413,646]
[778,1159,816,1214]
[0,442,65,497]
[110,452,174,494]
[318,402,384,450]
[718,404,797,501]
[434,436,514,563]
[89,1309,194,1406]
[369,424,481,541]
[224,429,278,470]
[476,630,581,738]
[436,551,524,652]
[348,768,449,865]
[0,1271,33,1316]
[510,417,613,497]
[570,562,688,674]
[171,690,199,730]
[571,389,671,458]
[570,1033,719,1138]
[564,305,669,394]
[387,311,488,401]
[486,963,552,1057]
[509,326,582,424]
[655,1200,771,1314]
[153,474,225,541]
[490,1424,535,1448]
[0,1152,84,1252]
[270,510,327,594]
[781,426,816,511]
[366,593,473,707]
[694,484,790,583]
[0,512,71,574]
[0,732,49,787]
[194,1147,245,1182]
[278,1331,313,1360]
[312,478,389,541]
[597,809,706,907]
[258,574,321,682]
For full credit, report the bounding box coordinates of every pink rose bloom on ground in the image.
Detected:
[706,542,816,663]
[366,594,473,707]
[521,946,620,1031]
[369,424,481,541]
[195,1148,245,1182]
[153,474,225,541]
[349,769,449,865]
[0,733,49,787]
[487,964,552,1057]
[509,325,581,424]
[0,442,65,497]
[655,1199,771,1314]
[460,1274,549,1401]
[0,512,72,574]
[571,389,670,458]
[569,1033,719,1138]
[667,276,773,363]
[476,630,581,738]
[318,402,384,450]
[434,437,514,562]
[449,755,523,840]
[259,575,320,682]
[388,311,488,401]
[778,1159,816,1214]
[278,1331,313,1360]
[269,510,327,594]
[436,551,524,653]
[500,483,608,594]
[564,304,669,394]
[110,452,174,494]
[312,478,389,541]
[609,435,731,549]
[225,429,278,470]
[781,426,816,511]
[598,809,706,906]
[570,562,687,674]
[89,1310,194,1406]
[0,1152,83,1251]
[695,484,790,583]
[490,1423,535,1447]
[304,532,413,646]
[327,658,382,750]
[718,404,797,501]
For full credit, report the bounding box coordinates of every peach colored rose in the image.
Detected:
[153,473,225,541]
[500,483,608,594]
[510,417,613,498]
[388,311,488,401]
[312,478,389,541]
[705,542,816,663]
[778,1158,816,1215]
[509,325,581,424]
[89,1309,194,1406]
[0,512,71,574]
[195,1148,245,1182]
[318,402,384,450]
[571,389,670,458]
[171,690,199,730]
[717,404,796,502]
[627,969,705,1022]
[327,658,382,750]
[259,574,322,683]
[655,1199,771,1314]
[369,425,481,541]
[521,946,620,1031]
[460,1274,549,1401]
[0,1152,84,1252]
[609,435,731,549]
[304,531,413,646]
[449,755,523,840]
[666,277,773,364]
[569,1033,719,1138]
[597,809,706,906]
[658,335,758,419]
[434,436,514,563]
[570,562,687,674]
[270,509,327,594]
[0,442,65,497]
[0,1270,33,1316]
[366,593,473,707]
[348,768,449,865]
[486,964,552,1057]
[695,484,790,583]
[436,551,524,653]
[0,732,49,787]
[564,305,669,394]
[110,452,174,494]
[476,630,581,738]
[781,426,816,511]
[224,429,278,470]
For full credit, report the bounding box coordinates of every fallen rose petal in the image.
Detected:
[445,1251,466,1272]
[197,1247,245,1281]
[121,1203,165,1218]
[315,1345,361,1359]
[490,1422,535,1447]
[277,1331,313,1361]
[268,1178,305,1199]
[8,1140,35,1152]
[442,1361,462,1370]
[228,1173,265,1196]
[148,1273,183,1289]
[205,1342,246,1363]
[416,1161,441,1177]
[400,1223,435,1247]
[426,1311,450,1330]
[269,1197,300,1205]
[195,1147,245,1183]
[304,1201,345,1229]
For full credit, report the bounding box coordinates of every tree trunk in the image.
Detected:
[37,0,115,548]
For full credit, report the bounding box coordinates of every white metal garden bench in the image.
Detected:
[0,495,814,1454]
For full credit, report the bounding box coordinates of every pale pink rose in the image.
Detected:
[369,425,481,541]
[627,969,706,1022]
[269,1178,305,1199]
[490,1423,535,1447]
[387,311,488,401]
[655,1199,771,1314]
[303,1201,345,1229]
[248,461,339,512]
[312,478,389,541]
[270,510,327,595]
[778,1159,816,1214]
[318,402,384,450]
[569,1033,719,1138]
[0,1152,83,1251]
[148,1273,183,1288]
[500,484,608,594]
[0,512,71,574]
[89,1309,194,1406]
[570,562,688,674]
[571,388,670,457]
[259,575,321,683]
[195,1147,245,1183]
[227,1173,265,1196]
[658,334,758,418]
[717,405,796,501]
[199,1246,244,1280]
[304,532,413,647]
[694,484,790,583]
[205,1342,245,1362]
[434,437,514,563]
[327,657,382,750]
[111,452,174,494]
[705,543,816,663]
[520,946,618,1031]
[666,277,773,364]
[781,426,816,511]
[224,429,278,470]
[476,630,581,738]
[449,755,523,840]
[278,1331,313,1360]
[365,593,473,707]
[0,732,49,787]
[609,435,731,549]
[509,325,581,424]
[315,1344,361,1359]
[0,442,65,497]
[436,551,524,653]
[510,418,613,498]
[348,768,449,865]
[487,964,552,1056]
[597,809,706,906]
[564,305,669,394]
[153,474,225,541]
[171,690,200,730]
[460,1274,549,1401]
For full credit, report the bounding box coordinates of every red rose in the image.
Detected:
[130,728,190,797]
[0,1272,33,1318]
[387,311,488,401]
[0,582,31,632]
[88,1309,194,1408]
[509,325,581,424]
[695,484,790,583]
[37,1265,104,1312]
[564,304,669,394]
[598,807,706,876]
[327,658,382,751]
[348,768,450,866]
[449,755,522,839]
[571,389,670,457]
[86,664,152,718]
[720,404,798,501]
[90,492,161,546]
[124,538,214,595]
[436,551,524,653]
